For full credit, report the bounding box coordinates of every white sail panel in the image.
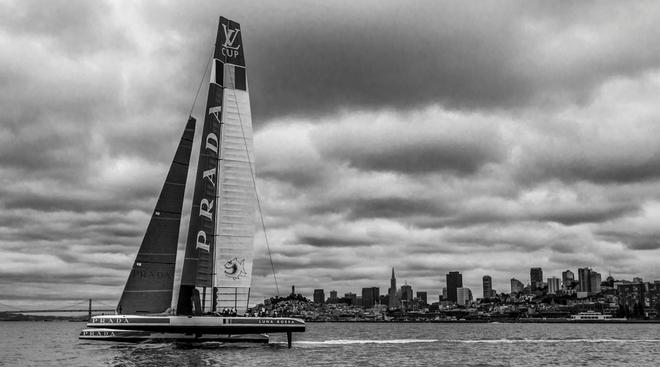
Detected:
[214,82,256,312]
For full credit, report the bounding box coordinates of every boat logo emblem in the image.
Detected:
[224,257,247,280]
[221,24,241,50]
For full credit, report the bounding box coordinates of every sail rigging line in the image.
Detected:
[0,301,17,311]
[227,73,280,298]
[187,44,215,119]
[209,110,224,311]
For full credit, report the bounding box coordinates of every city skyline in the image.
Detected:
[2,1,660,309]
[281,265,656,305]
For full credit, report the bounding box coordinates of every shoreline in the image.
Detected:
[306,319,660,324]
[2,314,659,324]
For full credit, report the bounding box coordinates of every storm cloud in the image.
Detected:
[2,1,660,310]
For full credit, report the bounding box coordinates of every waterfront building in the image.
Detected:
[329,290,338,303]
[441,287,447,301]
[482,275,493,299]
[510,278,524,294]
[649,281,660,317]
[547,277,560,295]
[562,270,575,288]
[446,272,463,303]
[388,268,399,309]
[456,287,472,306]
[530,267,543,290]
[313,289,325,304]
[416,291,428,305]
[618,282,647,315]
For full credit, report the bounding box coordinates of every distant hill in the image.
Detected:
[0,312,88,322]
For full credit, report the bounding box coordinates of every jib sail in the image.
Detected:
[118,117,196,314]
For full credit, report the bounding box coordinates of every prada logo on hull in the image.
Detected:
[93,317,128,324]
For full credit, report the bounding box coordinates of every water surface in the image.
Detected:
[1,321,659,366]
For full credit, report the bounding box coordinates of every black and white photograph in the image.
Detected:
[1,1,660,365]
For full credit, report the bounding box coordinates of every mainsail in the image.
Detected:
[118,117,196,314]
[178,16,256,315]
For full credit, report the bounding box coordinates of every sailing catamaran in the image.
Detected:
[79,16,305,346]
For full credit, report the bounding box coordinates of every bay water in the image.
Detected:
[1,321,659,366]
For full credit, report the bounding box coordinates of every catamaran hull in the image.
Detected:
[79,328,269,343]
[79,315,304,342]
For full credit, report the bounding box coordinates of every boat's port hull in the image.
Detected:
[79,328,270,343]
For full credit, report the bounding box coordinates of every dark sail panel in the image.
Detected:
[178,87,222,288]
[216,16,245,67]
[177,69,224,315]
[118,117,196,314]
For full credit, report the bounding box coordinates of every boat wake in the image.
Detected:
[294,339,438,345]
[448,338,660,344]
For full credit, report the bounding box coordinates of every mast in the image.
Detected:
[118,117,196,314]
[178,16,255,315]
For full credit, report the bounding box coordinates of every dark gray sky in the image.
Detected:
[2,0,660,309]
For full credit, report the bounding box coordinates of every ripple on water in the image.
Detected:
[2,322,660,367]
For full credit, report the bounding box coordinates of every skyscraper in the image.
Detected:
[446,271,463,303]
[361,287,379,308]
[482,275,493,299]
[372,286,380,305]
[456,287,472,306]
[510,278,524,294]
[590,271,602,294]
[416,291,428,305]
[547,277,560,294]
[530,267,543,290]
[313,289,325,304]
[578,267,591,293]
[388,268,399,308]
[401,284,413,309]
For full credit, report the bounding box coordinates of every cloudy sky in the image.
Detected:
[2,0,660,310]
